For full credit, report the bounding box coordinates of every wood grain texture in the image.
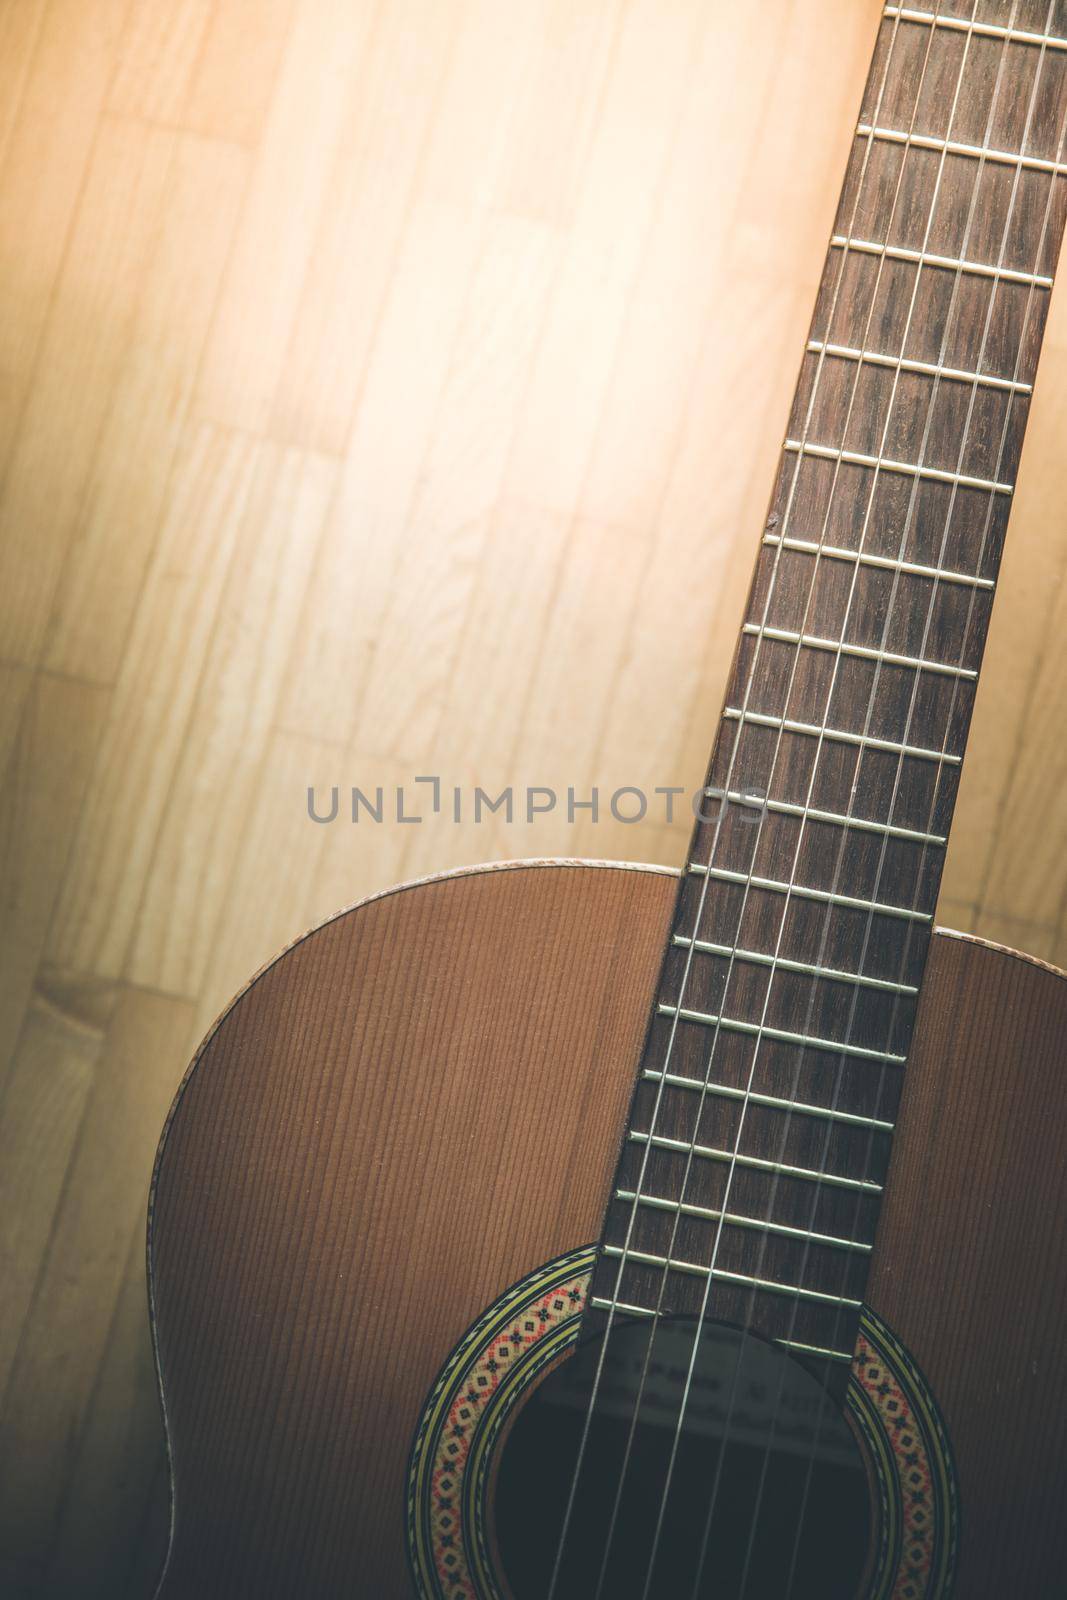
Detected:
[151,862,678,1598]
[149,862,1067,1598]
[868,926,1067,1600]
[0,984,194,1596]
[2,2,1067,1592]
[592,4,1067,1365]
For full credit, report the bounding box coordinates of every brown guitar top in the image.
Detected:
[149,861,1067,1599]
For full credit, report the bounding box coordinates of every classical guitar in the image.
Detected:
[147,5,1067,1597]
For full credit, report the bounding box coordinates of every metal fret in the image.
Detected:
[856,120,1067,179]
[586,1294,858,1362]
[589,1296,657,1319]
[882,5,1067,54]
[719,786,947,845]
[722,705,962,765]
[641,1070,897,1130]
[775,1336,855,1366]
[806,338,1032,394]
[613,1188,875,1253]
[784,435,1014,496]
[742,620,980,679]
[672,932,920,995]
[656,1003,908,1064]
[763,530,995,590]
[584,3,1067,1381]
[600,1244,864,1309]
[687,861,934,923]
[830,232,1054,291]
[628,1130,885,1193]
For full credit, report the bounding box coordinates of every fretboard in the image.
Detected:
[590,0,1067,1390]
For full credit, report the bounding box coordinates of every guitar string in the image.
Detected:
[698,0,1030,1577]
[772,23,1067,1600]
[643,6,1067,1593]
[541,10,921,1596]
[707,3,1062,1587]
[543,10,926,1595]
[585,0,979,1587]
[606,0,1067,1587]
[606,5,965,1592]
[627,0,1017,1587]
[724,12,1067,1599]
[633,3,1020,1591]
[554,4,1066,1591]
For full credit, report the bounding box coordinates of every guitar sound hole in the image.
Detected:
[494,1316,870,1600]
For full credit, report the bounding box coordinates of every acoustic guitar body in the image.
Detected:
[149,859,1066,1600]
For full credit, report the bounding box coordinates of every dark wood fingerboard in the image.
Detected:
[589,0,1067,1389]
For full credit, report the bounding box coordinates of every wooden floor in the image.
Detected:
[1,1,1066,1594]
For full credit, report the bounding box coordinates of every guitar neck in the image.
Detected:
[590,0,1067,1386]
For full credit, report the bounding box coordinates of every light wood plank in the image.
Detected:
[0,674,110,1086]
[128,445,338,996]
[41,1223,167,1600]
[278,0,564,745]
[495,0,623,227]
[396,499,575,882]
[46,423,263,979]
[573,0,732,532]
[0,973,119,1400]
[0,0,130,471]
[310,753,430,939]
[969,912,1059,964]
[500,0,677,520]
[587,12,875,800]
[0,116,176,666]
[503,231,632,517]
[941,295,1067,917]
[354,214,559,765]
[193,729,344,1041]
[191,0,381,433]
[43,133,249,685]
[106,0,212,125]
[415,0,555,211]
[670,279,818,803]
[935,898,979,935]
[976,556,1067,929]
[278,200,483,746]
[0,662,33,783]
[0,985,193,1594]
[421,500,573,779]
[182,0,295,147]
[269,0,458,451]
[491,515,649,863]
[0,1,46,174]
[582,0,876,534]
